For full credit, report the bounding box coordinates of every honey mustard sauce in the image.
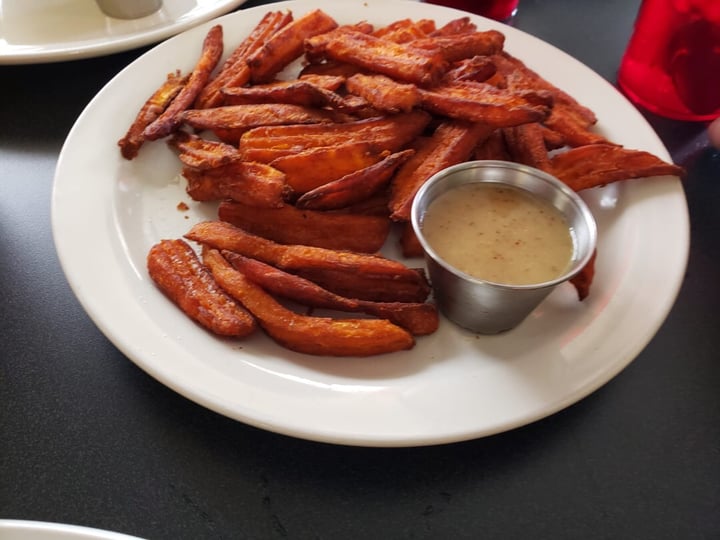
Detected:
[421,183,574,285]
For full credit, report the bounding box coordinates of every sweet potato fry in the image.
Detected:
[389,120,495,221]
[491,52,606,146]
[243,111,430,185]
[185,221,431,303]
[418,81,552,127]
[345,73,421,113]
[410,30,505,63]
[373,18,436,43]
[305,28,448,86]
[183,161,289,207]
[295,149,414,210]
[118,71,188,159]
[202,249,414,356]
[168,131,241,170]
[244,124,429,166]
[430,17,477,37]
[543,103,609,147]
[217,201,390,252]
[493,52,597,125]
[269,143,387,193]
[223,251,363,310]
[239,110,431,155]
[195,11,293,109]
[472,128,511,161]
[224,252,439,335]
[502,122,551,170]
[443,56,497,83]
[143,25,224,141]
[220,79,346,108]
[242,141,373,176]
[180,104,339,132]
[303,24,376,65]
[247,9,339,83]
[548,144,685,191]
[147,239,255,336]
[399,222,425,259]
[293,267,430,304]
[539,124,567,150]
[570,249,596,301]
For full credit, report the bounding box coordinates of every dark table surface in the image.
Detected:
[2,1,719,538]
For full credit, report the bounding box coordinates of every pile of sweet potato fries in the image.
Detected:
[119,8,683,356]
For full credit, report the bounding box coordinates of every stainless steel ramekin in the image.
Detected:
[411,160,597,334]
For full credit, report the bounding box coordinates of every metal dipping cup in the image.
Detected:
[411,161,597,334]
[95,0,162,19]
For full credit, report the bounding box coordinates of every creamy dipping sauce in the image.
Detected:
[421,182,574,285]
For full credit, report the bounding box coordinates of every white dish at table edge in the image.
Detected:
[0,0,246,64]
[0,520,144,540]
[51,0,689,447]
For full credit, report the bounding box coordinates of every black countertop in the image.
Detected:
[2,1,719,538]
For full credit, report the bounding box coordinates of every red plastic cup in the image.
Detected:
[422,0,519,22]
[618,0,720,121]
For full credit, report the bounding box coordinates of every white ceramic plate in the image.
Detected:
[0,0,246,64]
[0,520,144,540]
[52,0,689,447]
